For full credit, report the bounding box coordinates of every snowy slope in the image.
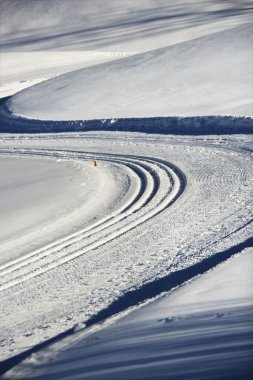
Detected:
[0,51,131,99]
[1,0,251,52]
[8,23,253,120]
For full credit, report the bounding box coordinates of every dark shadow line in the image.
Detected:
[0,97,252,135]
[84,236,253,327]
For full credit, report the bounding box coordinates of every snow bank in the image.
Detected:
[1,99,252,135]
[0,1,252,376]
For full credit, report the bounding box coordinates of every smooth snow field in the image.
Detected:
[0,155,133,266]
[7,23,253,119]
[0,0,252,379]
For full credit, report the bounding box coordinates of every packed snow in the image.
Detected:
[0,0,252,378]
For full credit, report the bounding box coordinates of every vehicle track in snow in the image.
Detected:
[0,149,184,292]
[0,135,252,367]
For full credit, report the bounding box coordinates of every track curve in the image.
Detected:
[0,149,185,292]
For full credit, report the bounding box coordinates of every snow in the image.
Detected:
[0,133,252,367]
[0,154,133,266]
[8,23,253,120]
[0,51,131,98]
[0,0,252,378]
[4,248,253,379]
[2,0,252,119]
[1,0,251,53]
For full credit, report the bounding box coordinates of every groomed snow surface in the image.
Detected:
[0,133,252,379]
[0,0,253,379]
[0,155,133,266]
[1,0,253,119]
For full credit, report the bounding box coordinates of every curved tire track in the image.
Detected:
[0,149,186,292]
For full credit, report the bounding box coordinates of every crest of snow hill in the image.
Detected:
[0,99,252,135]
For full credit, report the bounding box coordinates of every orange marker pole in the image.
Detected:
[93,160,97,167]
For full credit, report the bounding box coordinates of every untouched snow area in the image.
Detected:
[1,0,251,53]
[7,23,253,119]
[1,0,252,119]
[4,247,253,379]
[0,0,253,378]
[0,51,131,97]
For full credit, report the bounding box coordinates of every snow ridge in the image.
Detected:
[0,97,252,135]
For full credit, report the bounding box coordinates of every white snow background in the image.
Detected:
[0,0,252,379]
